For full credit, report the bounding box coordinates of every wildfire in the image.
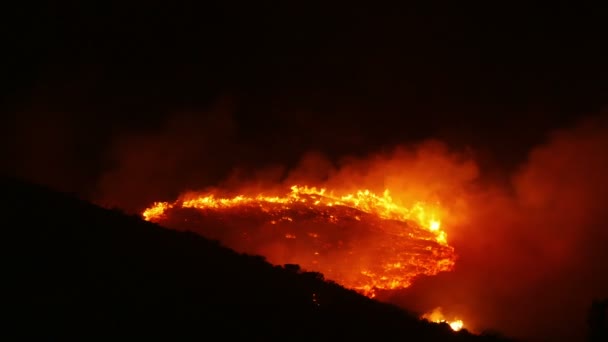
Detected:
[144,185,446,242]
[143,185,456,297]
[422,307,465,332]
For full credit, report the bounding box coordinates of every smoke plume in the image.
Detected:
[10,100,606,341]
[95,105,238,211]
[389,114,608,341]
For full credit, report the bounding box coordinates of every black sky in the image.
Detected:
[4,2,607,201]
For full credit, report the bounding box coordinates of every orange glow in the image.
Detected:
[144,185,448,243]
[449,320,464,331]
[422,307,464,332]
[142,201,171,221]
[142,185,456,297]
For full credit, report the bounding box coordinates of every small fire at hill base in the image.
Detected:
[422,307,464,332]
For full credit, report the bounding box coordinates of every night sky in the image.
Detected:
[4,2,608,340]
[5,2,606,200]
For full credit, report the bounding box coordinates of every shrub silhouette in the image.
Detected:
[588,298,608,342]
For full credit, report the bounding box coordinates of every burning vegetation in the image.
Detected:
[143,185,456,297]
[422,307,465,332]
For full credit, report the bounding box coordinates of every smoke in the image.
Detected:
[9,95,606,341]
[95,104,238,212]
[388,114,608,341]
[213,140,478,227]
[3,108,103,194]
[144,113,608,341]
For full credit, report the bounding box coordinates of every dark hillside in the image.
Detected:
[4,177,514,340]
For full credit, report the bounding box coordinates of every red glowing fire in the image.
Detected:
[143,185,457,297]
[423,307,464,331]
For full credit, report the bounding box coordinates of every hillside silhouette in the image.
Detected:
[5,177,516,340]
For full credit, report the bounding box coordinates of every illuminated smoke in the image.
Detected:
[391,114,608,341]
[112,111,608,341]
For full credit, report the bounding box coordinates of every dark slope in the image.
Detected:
[4,177,513,341]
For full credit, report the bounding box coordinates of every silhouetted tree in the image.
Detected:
[302,271,324,281]
[284,263,301,273]
[588,298,608,342]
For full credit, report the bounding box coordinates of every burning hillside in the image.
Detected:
[143,185,456,297]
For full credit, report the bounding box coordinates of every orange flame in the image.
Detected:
[142,185,456,297]
[144,185,448,245]
[422,307,465,332]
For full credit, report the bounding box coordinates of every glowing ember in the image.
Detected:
[143,185,456,297]
[422,307,464,332]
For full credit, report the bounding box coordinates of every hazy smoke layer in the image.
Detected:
[95,107,239,211]
[7,102,607,341]
[98,111,608,341]
[123,113,608,341]
[389,114,608,341]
